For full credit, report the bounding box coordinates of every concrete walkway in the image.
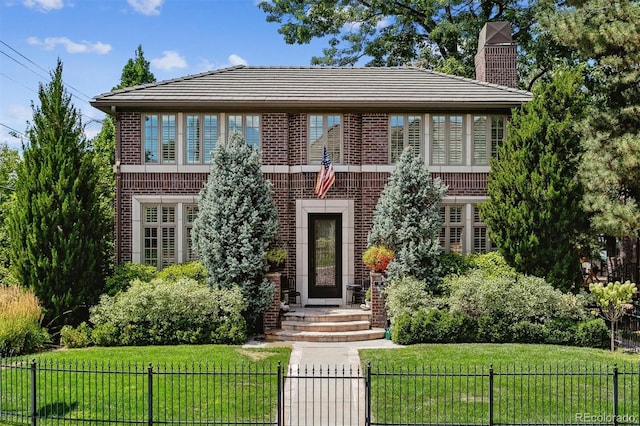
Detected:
[246,336,402,426]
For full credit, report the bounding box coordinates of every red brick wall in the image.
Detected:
[118,173,208,262]
[115,111,490,282]
[118,112,142,165]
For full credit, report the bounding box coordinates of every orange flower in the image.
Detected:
[363,246,394,273]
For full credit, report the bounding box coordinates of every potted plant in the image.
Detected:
[266,247,287,272]
[362,245,394,273]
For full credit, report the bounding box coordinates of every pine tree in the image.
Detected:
[544,0,640,267]
[368,148,446,290]
[192,131,279,331]
[480,68,589,291]
[8,60,108,327]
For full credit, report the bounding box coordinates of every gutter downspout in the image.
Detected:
[112,105,121,264]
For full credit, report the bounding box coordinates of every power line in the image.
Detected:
[0,122,26,138]
[0,40,94,102]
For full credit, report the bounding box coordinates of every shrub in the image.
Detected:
[546,317,579,346]
[156,261,208,284]
[60,322,92,348]
[510,321,548,344]
[384,275,434,324]
[576,318,609,349]
[90,278,247,346]
[362,246,394,273]
[105,262,157,296]
[0,285,49,355]
[391,309,478,344]
[447,271,587,325]
[440,252,472,277]
[465,251,517,279]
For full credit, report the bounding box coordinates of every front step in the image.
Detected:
[266,308,387,342]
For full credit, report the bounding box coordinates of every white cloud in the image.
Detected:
[23,0,63,12]
[128,0,163,16]
[27,36,111,54]
[150,50,187,71]
[228,54,247,66]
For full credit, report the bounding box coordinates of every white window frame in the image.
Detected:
[142,113,177,164]
[227,113,261,148]
[440,205,465,253]
[142,204,177,269]
[473,115,507,165]
[184,114,219,165]
[430,115,465,166]
[184,204,199,262]
[132,195,199,267]
[308,114,342,164]
[389,114,422,163]
[472,204,492,253]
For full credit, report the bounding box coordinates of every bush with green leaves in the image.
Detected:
[446,270,588,325]
[104,262,157,296]
[384,275,436,324]
[465,251,517,279]
[60,322,92,348]
[156,261,208,284]
[439,252,472,277]
[391,309,477,345]
[90,278,247,346]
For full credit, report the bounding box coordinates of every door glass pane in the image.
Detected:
[314,218,336,287]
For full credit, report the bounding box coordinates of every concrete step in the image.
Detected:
[282,320,371,332]
[283,311,371,323]
[266,328,386,342]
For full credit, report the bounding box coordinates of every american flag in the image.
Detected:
[314,147,335,199]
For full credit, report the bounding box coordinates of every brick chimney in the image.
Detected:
[474,22,518,88]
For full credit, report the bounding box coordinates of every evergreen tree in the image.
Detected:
[481,68,589,291]
[7,60,108,327]
[91,45,156,270]
[544,0,640,265]
[192,132,279,332]
[0,144,20,285]
[368,148,446,290]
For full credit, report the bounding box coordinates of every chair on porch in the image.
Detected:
[353,276,370,306]
[286,276,301,306]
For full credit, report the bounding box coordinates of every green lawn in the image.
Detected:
[360,344,640,425]
[0,344,291,426]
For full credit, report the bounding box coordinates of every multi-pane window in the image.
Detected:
[228,114,260,148]
[143,205,176,268]
[185,114,219,164]
[184,205,199,261]
[473,115,506,165]
[390,115,422,163]
[439,205,464,253]
[309,114,342,164]
[143,114,176,164]
[431,115,463,165]
[473,205,491,253]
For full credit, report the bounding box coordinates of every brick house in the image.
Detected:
[91,23,532,308]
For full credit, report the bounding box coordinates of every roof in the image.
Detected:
[90,65,532,113]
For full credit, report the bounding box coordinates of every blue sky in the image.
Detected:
[0,0,331,150]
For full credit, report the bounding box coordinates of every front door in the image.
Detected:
[308,213,342,299]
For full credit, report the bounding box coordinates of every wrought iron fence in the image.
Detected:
[1,358,639,426]
[618,307,640,352]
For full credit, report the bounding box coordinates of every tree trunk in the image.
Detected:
[610,321,616,352]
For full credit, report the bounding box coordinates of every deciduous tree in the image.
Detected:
[8,60,108,327]
[192,132,279,332]
[589,281,637,351]
[259,0,568,88]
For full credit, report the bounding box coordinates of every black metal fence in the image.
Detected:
[618,307,640,352]
[1,358,639,426]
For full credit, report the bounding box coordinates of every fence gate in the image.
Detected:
[281,364,366,426]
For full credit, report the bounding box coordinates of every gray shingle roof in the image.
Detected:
[91,65,532,113]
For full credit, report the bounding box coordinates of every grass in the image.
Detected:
[360,344,640,425]
[0,344,291,426]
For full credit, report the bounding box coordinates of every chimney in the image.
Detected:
[475,22,518,88]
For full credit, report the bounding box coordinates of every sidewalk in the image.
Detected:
[245,337,402,426]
